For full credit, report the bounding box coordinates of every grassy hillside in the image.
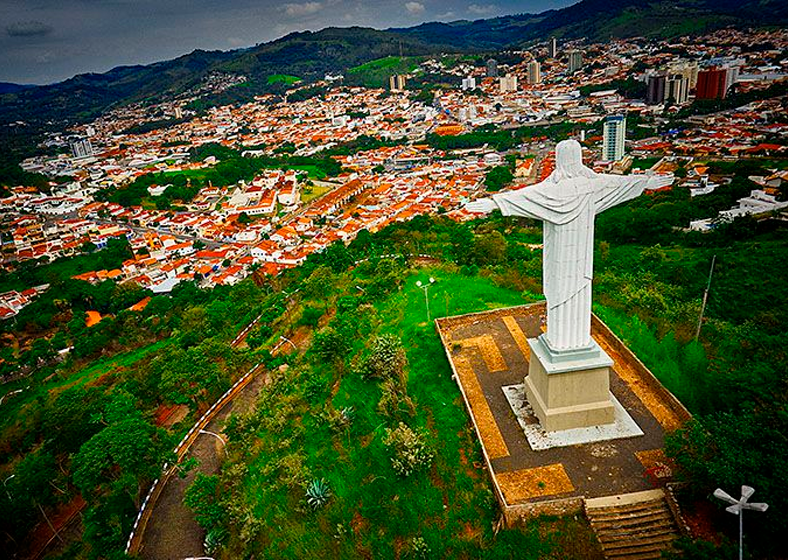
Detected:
[347,56,425,88]
[198,264,603,559]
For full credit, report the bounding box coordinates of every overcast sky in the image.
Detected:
[1,0,575,85]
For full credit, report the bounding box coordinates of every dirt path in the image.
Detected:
[138,372,267,560]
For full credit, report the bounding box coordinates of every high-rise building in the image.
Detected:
[602,115,626,162]
[646,74,666,105]
[527,60,541,84]
[666,60,699,90]
[548,37,558,59]
[174,106,183,119]
[499,75,518,93]
[696,68,728,99]
[70,138,93,159]
[567,49,583,73]
[461,76,477,91]
[724,61,743,93]
[389,74,406,92]
[486,58,498,78]
[666,74,689,105]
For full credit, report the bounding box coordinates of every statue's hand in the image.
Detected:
[465,198,497,214]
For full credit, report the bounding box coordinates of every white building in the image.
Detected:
[461,76,477,91]
[602,115,626,162]
[567,50,583,73]
[527,60,541,85]
[499,75,518,93]
[70,138,93,159]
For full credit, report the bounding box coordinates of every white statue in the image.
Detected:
[467,139,672,352]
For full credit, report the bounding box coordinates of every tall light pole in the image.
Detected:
[198,430,226,455]
[695,254,716,341]
[714,485,768,560]
[4,474,15,500]
[416,277,436,322]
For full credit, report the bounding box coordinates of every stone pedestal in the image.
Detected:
[524,334,615,432]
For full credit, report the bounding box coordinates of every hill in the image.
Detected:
[1,0,786,162]
[0,83,33,95]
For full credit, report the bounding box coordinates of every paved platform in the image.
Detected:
[436,303,690,511]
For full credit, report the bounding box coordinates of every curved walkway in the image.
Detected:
[136,371,267,559]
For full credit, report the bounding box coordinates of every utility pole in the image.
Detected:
[695,254,716,341]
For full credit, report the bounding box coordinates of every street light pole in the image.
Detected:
[198,430,227,454]
[4,473,15,500]
[714,485,769,560]
[416,277,435,323]
[695,254,716,341]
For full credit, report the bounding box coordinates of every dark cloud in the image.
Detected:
[6,21,53,38]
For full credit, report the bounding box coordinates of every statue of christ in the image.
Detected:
[466,139,672,353]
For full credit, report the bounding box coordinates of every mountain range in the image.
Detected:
[1,0,786,139]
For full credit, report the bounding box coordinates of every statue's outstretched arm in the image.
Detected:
[465,180,554,221]
[594,173,673,214]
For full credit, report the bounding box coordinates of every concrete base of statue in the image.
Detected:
[524,334,615,432]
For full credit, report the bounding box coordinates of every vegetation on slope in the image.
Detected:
[4,156,788,557]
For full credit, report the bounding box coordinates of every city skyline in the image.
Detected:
[0,0,574,85]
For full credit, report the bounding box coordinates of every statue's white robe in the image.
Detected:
[491,173,668,351]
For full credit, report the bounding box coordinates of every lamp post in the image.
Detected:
[416,277,436,322]
[198,430,227,454]
[714,485,768,560]
[3,473,15,500]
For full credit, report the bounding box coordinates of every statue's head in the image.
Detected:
[552,139,596,183]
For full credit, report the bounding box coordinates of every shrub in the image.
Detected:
[383,422,434,477]
[325,405,355,431]
[363,334,408,383]
[300,306,323,328]
[409,536,431,559]
[378,379,416,420]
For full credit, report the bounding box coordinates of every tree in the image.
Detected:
[313,327,350,364]
[183,473,225,532]
[470,231,507,265]
[303,266,334,299]
[72,416,170,500]
[484,165,514,192]
[300,306,323,328]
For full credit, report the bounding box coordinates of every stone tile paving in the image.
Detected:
[438,304,679,507]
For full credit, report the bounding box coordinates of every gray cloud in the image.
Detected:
[405,2,425,15]
[468,3,498,15]
[282,2,324,17]
[6,20,53,37]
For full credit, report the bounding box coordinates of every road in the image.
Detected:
[137,371,268,560]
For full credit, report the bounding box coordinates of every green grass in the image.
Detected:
[348,56,407,73]
[268,74,302,85]
[288,165,328,180]
[632,157,661,170]
[300,184,332,203]
[347,56,423,89]
[220,267,564,558]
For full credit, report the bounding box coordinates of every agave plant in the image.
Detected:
[204,528,224,555]
[305,478,331,509]
[339,406,355,424]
